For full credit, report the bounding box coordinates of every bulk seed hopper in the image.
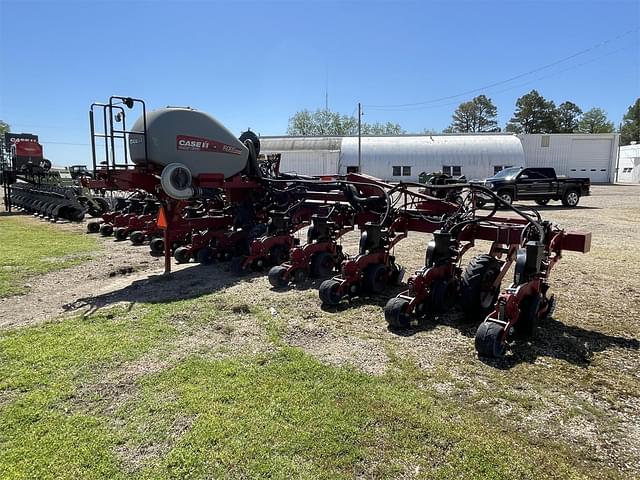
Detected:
[86,96,591,358]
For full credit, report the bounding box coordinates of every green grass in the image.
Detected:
[0,216,98,296]
[0,293,617,480]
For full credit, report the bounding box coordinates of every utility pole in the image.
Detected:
[358,102,362,173]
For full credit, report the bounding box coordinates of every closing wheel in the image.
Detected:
[196,247,214,265]
[562,189,580,207]
[310,252,335,278]
[475,321,506,358]
[114,227,128,241]
[319,279,343,306]
[269,245,289,265]
[129,231,145,245]
[384,297,411,329]
[460,254,502,319]
[430,279,457,313]
[149,237,165,256]
[389,263,405,286]
[268,265,289,288]
[363,263,388,294]
[292,268,308,284]
[174,246,191,264]
[231,256,248,275]
[87,221,100,234]
[99,224,113,236]
[535,199,550,206]
[514,294,542,339]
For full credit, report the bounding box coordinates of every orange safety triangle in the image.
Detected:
[157,206,168,229]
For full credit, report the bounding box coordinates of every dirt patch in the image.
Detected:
[0,215,164,329]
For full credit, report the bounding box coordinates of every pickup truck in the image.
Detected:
[478,167,590,207]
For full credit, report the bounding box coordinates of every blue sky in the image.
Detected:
[1,0,638,166]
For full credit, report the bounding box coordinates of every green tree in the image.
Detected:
[287,109,403,136]
[0,120,9,138]
[449,95,499,133]
[362,121,405,135]
[287,109,356,135]
[505,90,556,133]
[577,108,614,134]
[619,98,640,145]
[554,101,582,133]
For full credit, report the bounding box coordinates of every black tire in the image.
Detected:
[268,265,289,288]
[87,221,100,234]
[114,227,128,241]
[231,256,248,275]
[535,199,550,206]
[99,224,113,236]
[562,189,580,207]
[389,262,405,286]
[150,237,165,256]
[430,279,457,313]
[384,297,411,329]
[319,279,342,306]
[497,190,513,206]
[514,294,541,339]
[362,263,387,294]
[291,268,308,284]
[129,231,145,245]
[459,254,502,319]
[269,245,289,265]
[196,247,214,265]
[174,246,191,264]
[475,321,506,358]
[310,252,335,278]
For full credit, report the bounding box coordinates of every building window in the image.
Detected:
[493,165,503,175]
[442,165,461,176]
[402,166,411,176]
[346,166,359,173]
[392,166,401,176]
[541,135,550,147]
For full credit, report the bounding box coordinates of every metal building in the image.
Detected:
[618,143,640,183]
[261,134,525,181]
[518,133,619,183]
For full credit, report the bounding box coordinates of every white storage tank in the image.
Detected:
[129,107,249,178]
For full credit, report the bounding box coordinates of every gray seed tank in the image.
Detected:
[128,107,249,178]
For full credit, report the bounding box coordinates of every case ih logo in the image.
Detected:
[176,135,242,155]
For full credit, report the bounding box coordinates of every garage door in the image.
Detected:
[568,139,612,183]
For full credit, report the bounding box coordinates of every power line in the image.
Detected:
[365,42,636,112]
[365,29,638,109]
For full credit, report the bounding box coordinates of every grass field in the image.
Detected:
[0,216,98,297]
[1,186,639,479]
[0,290,612,480]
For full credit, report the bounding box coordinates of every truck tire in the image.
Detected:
[562,189,580,207]
[497,190,512,206]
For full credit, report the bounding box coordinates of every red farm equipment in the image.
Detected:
[84,95,591,359]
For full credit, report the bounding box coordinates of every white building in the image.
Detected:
[517,133,619,183]
[260,133,620,183]
[618,143,640,183]
[261,134,525,182]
